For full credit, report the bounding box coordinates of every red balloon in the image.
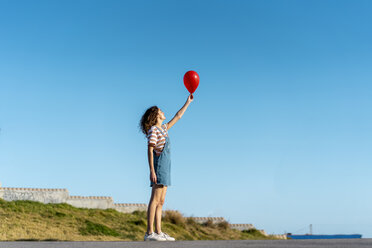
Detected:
[183,71,199,94]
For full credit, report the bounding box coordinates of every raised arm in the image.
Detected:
[167,94,193,130]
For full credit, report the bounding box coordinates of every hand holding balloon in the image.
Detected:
[187,94,194,103]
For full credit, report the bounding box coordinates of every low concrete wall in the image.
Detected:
[271,234,287,239]
[66,196,114,209]
[190,217,226,224]
[259,229,268,236]
[230,223,255,231]
[0,187,69,204]
[114,203,147,213]
[0,185,145,213]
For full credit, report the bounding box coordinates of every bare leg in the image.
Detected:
[154,185,167,234]
[146,184,163,234]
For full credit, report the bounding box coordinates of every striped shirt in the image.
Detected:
[147,123,169,156]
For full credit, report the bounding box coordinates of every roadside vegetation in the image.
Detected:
[0,199,278,241]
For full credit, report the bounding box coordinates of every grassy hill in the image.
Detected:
[0,199,277,241]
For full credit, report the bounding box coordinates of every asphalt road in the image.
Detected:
[0,239,371,248]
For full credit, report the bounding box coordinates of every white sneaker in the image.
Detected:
[144,232,167,241]
[159,232,176,241]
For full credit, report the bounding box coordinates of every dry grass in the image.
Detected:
[202,219,215,228]
[0,199,278,241]
[217,220,230,230]
[163,210,186,227]
[185,217,197,225]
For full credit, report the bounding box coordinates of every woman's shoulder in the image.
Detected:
[162,123,168,130]
[147,126,158,135]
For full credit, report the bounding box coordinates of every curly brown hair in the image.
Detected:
[139,106,159,136]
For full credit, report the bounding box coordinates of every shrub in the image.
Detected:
[202,219,215,228]
[242,228,265,236]
[217,220,230,230]
[131,219,146,226]
[163,210,185,227]
[186,217,197,225]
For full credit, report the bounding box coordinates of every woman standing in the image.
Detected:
[139,94,193,241]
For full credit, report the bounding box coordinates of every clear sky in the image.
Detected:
[1,0,371,238]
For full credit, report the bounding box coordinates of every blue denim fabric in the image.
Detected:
[150,126,171,187]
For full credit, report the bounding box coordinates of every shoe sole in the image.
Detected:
[144,238,167,241]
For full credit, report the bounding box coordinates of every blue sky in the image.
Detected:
[1,0,372,238]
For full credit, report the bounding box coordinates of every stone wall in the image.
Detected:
[230,223,255,231]
[0,185,145,213]
[0,187,69,204]
[66,196,114,209]
[114,203,148,213]
[189,217,226,224]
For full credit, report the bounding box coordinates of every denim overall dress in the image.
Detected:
[150,126,171,187]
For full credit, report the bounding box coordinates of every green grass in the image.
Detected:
[0,199,279,241]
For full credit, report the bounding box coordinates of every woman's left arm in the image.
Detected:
[167,94,193,130]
